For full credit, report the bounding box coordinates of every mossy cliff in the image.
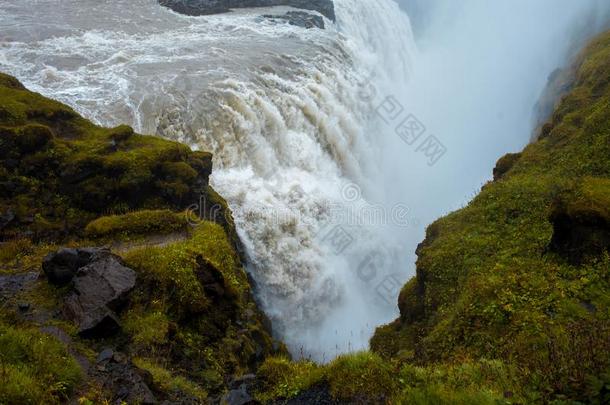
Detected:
[0,73,282,403]
[255,31,610,404]
[374,29,610,403]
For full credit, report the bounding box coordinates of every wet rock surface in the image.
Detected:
[261,11,325,29]
[158,0,335,21]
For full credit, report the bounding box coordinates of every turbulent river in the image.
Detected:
[2,0,609,361]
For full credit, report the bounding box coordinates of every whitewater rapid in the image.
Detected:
[0,0,417,359]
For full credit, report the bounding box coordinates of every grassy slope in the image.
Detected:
[256,30,610,405]
[0,74,280,403]
[373,29,610,402]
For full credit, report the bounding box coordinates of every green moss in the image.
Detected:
[394,360,524,404]
[255,354,527,404]
[562,177,610,221]
[122,220,245,313]
[255,356,322,402]
[84,209,188,240]
[0,73,212,242]
[133,357,208,401]
[0,322,82,404]
[123,310,170,349]
[0,238,58,274]
[121,220,276,395]
[256,352,396,403]
[326,351,398,402]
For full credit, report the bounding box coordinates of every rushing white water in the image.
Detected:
[0,0,417,360]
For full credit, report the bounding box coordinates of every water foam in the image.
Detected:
[0,0,417,360]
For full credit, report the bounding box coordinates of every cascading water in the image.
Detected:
[0,0,417,360]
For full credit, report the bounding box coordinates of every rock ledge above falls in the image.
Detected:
[158,0,336,21]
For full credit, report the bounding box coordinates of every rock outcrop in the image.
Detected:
[158,0,336,21]
[262,11,325,29]
[44,247,136,337]
[549,179,610,264]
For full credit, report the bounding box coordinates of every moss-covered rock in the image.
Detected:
[0,72,217,241]
[84,209,188,240]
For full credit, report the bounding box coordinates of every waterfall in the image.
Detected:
[0,0,418,360]
[198,0,419,359]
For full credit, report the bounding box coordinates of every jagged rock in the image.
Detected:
[195,255,227,300]
[92,359,156,404]
[548,179,610,264]
[261,11,325,29]
[97,348,115,363]
[42,247,107,286]
[43,247,136,337]
[64,252,136,337]
[158,0,336,21]
[222,374,256,405]
[549,206,610,264]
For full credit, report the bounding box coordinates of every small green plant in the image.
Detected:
[133,357,207,401]
[255,356,322,402]
[0,322,82,404]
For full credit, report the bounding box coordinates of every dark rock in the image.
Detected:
[549,199,610,264]
[113,351,127,364]
[195,255,227,300]
[43,247,136,337]
[63,251,136,337]
[42,247,107,286]
[159,0,336,21]
[223,374,257,405]
[261,11,325,29]
[580,301,597,313]
[223,385,252,405]
[493,152,521,181]
[0,209,15,230]
[40,325,72,345]
[91,360,157,404]
[97,348,115,363]
[17,302,30,312]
